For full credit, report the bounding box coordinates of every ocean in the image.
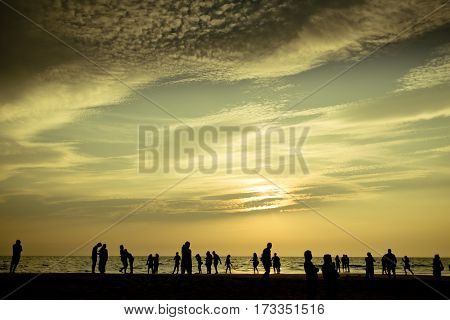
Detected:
[1,256,449,275]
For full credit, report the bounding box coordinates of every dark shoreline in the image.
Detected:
[1,273,448,300]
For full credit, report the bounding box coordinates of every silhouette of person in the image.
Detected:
[181,241,192,275]
[126,250,134,274]
[321,254,339,299]
[304,250,319,299]
[195,254,203,273]
[381,254,388,275]
[98,244,108,274]
[205,251,213,274]
[172,252,180,274]
[341,254,348,272]
[212,251,221,274]
[272,253,281,274]
[344,255,350,272]
[402,256,414,275]
[433,254,444,280]
[261,242,272,279]
[146,254,154,274]
[252,253,259,274]
[335,255,341,273]
[119,245,128,273]
[153,254,160,274]
[91,242,102,273]
[225,255,233,273]
[385,249,397,278]
[365,252,375,280]
[10,240,22,273]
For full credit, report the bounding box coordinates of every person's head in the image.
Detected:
[404,255,407,259]
[96,242,102,247]
[367,252,372,257]
[323,254,332,264]
[120,245,124,250]
[149,254,153,258]
[253,252,257,257]
[267,242,272,249]
[388,249,392,254]
[227,255,231,258]
[124,249,128,254]
[15,240,21,245]
[274,253,277,257]
[155,253,159,258]
[185,241,190,248]
[212,251,216,254]
[434,254,440,259]
[336,255,339,258]
[304,250,312,261]
[102,244,107,249]
[176,252,179,256]
[206,251,210,255]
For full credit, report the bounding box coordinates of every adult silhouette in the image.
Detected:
[252,253,259,274]
[261,242,272,279]
[385,249,397,278]
[98,244,108,274]
[272,253,281,274]
[321,254,339,299]
[225,255,233,273]
[147,254,154,274]
[119,245,128,273]
[153,254,160,274]
[381,254,388,275]
[342,254,350,272]
[172,252,180,274]
[335,255,341,273]
[195,254,203,273]
[212,251,221,274]
[433,254,444,280]
[205,251,213,274]
[91,242,102,273]
[10,240,22,273]
[402,256,414,275]
[304,250,319,299]
[365,252,375,280]
[126,250,134,274]
[181,241,192,274]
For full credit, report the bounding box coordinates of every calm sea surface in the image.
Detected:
[1,256,449,275]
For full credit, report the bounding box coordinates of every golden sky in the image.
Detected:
[0,0,449,256]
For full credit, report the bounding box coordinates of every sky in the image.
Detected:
[0,0,449,257]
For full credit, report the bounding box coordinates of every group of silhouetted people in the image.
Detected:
[6,240,448,284]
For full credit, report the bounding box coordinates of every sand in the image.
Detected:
[0,273,448,299]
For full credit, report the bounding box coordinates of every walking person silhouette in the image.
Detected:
[119,245,128,273]
[252,253,259,274]
[433,254,444,280]
[10,240,22,273]
[205,251,213,274]
[172,252,180,274]
[181,241,192,275]
[402,256,414,275]
[261,242,272,279]
[195,254,203,273]
[212,251,221,274]
[98,244,108,274]
[91,243,102,273]
[304,250,319,299]
[225,255,233,273]
[153,254,160,274]
[146,254,154,274]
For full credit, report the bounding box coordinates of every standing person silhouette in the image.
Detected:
[98,244,108,274]
[252,253,259,274]
[272,253,281,274]
[381,254,388,275]
[195,254,203,273]
[365,252,375,280]
[433,254,444,280]
[119,245,128,273]
[304,250,319,299]
[341,254,348,272]
[172,252,180,274]
[212,251,221,274]
[10,240,22,273]
[225,255,233,273]
[91,242,102,273]
[385,249,397,278]
[321,254,339,299]
[181,241,192,275]
[402,256,414,275]
[146,254,154,274]
[205,251,213,274]
[153,254,160,274]
[335,255,341,273]
[261,242,272,279]
[126,250,134,274]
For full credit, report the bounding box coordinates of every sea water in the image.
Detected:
[0,256,449,275]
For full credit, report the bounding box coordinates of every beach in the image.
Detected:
[1,273,448,300]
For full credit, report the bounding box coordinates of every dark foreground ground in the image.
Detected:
[0,273,448,299]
